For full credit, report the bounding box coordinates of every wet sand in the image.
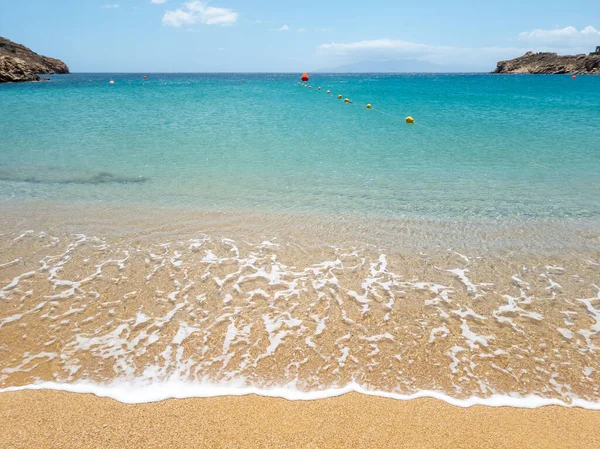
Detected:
[1,202,600,404]
[1,203,599,448]
[1,390,599,449]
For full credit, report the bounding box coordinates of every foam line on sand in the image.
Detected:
[2,380,600,409]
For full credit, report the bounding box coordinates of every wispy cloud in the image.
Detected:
[275,25,289,32]
[518,26,600,46]
[317,26,600,68]
[151,0,167,4]
[297,28,306,32]
[316,39,526,69]
[101,4,119,8]
[163,1,238,27]
[318,39,430,56]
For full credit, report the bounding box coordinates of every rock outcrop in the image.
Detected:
[493,51,600,75]
[0,36,69,83]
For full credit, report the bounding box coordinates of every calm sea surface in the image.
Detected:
[1,73,599,221]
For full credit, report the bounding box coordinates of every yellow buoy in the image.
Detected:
[344,98,351,103]
[318,87,321,91]
[337,94,343,99]
[309,86,312,88]
[366,104,372,109]
[405,116,415,124]
[327,90,331,94]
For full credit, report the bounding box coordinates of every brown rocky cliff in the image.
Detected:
[493,51,600,74]
[0,36,69,83]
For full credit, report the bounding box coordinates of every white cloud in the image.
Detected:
[318,39,429,57]
[151,0,167,4]
[276,25,289,32]
[164,9,196,27]
[316,39,526,69]
[101,4,119,8]
[518,26,600,46]
[316,28,600,70]
[163,1,238,27]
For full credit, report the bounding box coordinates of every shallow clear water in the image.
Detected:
[1,73,600,407]
[1,73,599,221]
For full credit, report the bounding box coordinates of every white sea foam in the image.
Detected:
[2,380,600,409]
[447,268,491,299]
[2,230,600,411]
[0,258,21,269]
[557,328,574,340]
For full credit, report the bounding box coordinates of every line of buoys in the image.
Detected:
[298,72,415,124]
[297,73,595,185]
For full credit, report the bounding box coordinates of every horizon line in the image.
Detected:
[57,71,491,75]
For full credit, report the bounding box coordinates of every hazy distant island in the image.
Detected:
[493,48,600,74]
[0,37,69,83]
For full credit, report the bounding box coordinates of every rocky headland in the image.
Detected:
[493,50,600,74]
[0,36,69,83]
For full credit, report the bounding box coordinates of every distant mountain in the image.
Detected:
[0,36,69,83]
[318,59,450,73]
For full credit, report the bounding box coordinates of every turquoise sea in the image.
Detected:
[1,73,599,222]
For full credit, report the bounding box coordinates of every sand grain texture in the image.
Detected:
[1,391,600,448]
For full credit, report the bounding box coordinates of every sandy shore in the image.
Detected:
[0,391,599,448]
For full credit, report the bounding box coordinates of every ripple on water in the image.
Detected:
[0,229,599,406]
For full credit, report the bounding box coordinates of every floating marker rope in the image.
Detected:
[299,81,425,127]
[296,81,597,187]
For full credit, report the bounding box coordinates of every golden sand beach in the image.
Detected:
[1,390,600,448]
[1,205,599,448]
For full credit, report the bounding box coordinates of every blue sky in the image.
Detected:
[1,0,599,72]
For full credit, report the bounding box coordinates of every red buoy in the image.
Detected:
[143,75,148,79]
[572,75,576,79]
[301,72,309,82]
